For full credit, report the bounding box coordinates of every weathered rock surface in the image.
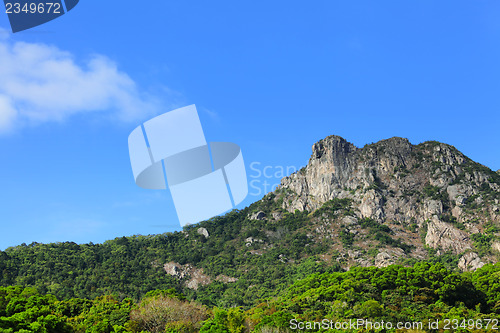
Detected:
[492,242,500,253]
[375,248,406,268]
[425,218,472,254]
[164,262,237,289]
[163,262,186,279]
[273,135,500,270]
[249,211,266,220]
[458,252,485,271]
[197,227,209,238]
[271,211,283,221]
[216,275,239,283]
[245,237,264,247]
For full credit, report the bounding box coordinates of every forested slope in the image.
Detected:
[1,136,500,310]
[2,263,500,332]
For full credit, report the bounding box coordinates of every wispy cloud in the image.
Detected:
[200,106,219,120]
[0,33,166,132]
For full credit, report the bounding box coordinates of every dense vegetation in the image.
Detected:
[0,203,342,308]
[0,190,498,311]
[2,138,499,331]
[1,263,500,332]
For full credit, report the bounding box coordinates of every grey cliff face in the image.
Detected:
[273,135,500,269]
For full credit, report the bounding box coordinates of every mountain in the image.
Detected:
[274,136,500,270]
[0,135,499,308]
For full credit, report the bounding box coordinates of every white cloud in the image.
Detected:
[200,106,219,120]
[0,36,163,132]
[0,95,17,131]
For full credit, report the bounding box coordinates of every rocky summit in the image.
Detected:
[266,135,500,271]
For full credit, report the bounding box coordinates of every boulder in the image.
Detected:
[249,211,266,220]
[458,252,485,271]
[197,227,209,238]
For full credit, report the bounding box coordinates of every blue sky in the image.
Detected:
[0,1,499,249]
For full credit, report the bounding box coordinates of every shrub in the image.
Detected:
[129,295,208,333]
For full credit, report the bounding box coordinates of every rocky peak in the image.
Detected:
[271,135,500,269]
[311,135,357,161]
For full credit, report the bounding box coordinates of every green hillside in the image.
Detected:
[1,263,500,332]
[0,198,344,307]
[1,136,500,332]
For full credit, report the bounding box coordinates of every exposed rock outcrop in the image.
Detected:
[492,241,500,253]
[249,211,266,220]
[164,262,237,289]
[245,237,264,247]
[272,135,500,270]
[197,227,209,238]
[458,252,485,271]
[424,218,472,254]
[375,248,406,268]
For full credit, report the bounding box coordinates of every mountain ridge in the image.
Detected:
[0,134,499,307]
[271,135,499,269]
